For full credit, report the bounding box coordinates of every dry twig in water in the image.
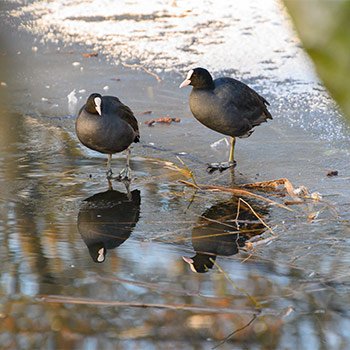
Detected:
[179,180,292,211]
[122,62,162,82]
[37,295,259,315]
[212,314,258,349]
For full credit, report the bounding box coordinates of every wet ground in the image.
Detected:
[1,2,350,349]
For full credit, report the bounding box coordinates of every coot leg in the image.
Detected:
[207,137,236,173]
[107,178,113,190]
[229,137,236,163]
[106,154,113,179]
[117,148,132,181]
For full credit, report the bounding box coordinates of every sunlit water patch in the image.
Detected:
[7,0,350,144]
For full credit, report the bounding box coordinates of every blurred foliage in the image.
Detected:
[284,0,350,121]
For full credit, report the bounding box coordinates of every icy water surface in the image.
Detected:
[1,1,350,349]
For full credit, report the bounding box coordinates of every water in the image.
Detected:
[1,1,350,349]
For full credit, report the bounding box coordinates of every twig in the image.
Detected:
[121,62,162,82]
[241,178,289,190]
[37,295,260,315]
[248,235,278,247]
[238,198,276,236]
[212,314,258,349]
[179,180,292,211]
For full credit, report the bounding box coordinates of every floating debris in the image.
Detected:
[145,117,181,126]
[82,52,98,58]
[327,170,338,177]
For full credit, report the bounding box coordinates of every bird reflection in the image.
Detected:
[77,188,141,263]
[183,198,268,273]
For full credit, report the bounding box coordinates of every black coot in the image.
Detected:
[180,67,272,172]
[76,93,140,180]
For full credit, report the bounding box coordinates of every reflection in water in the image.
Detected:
[77,188,141,262]
[183,197,268,273]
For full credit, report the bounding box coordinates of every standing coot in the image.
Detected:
[179,68,272,172]
[76,93,140,180]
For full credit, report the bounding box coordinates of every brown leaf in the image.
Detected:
[144,117,181,126]
[82,52,98,58]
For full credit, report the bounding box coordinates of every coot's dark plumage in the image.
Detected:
[76,93,140,180]
[179,67,272,172]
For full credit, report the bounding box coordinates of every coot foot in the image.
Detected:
[106,154,113,179]
[207,161,236,173]
[117,166,131,182]
[106,168,113,180]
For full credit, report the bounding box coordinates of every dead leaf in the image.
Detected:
[145,117,181,126]
[307,211,319,221]
[82,52,98,58]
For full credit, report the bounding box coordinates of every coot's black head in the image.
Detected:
[179,67,214,90]
[85,93,103,115]
[182,253,216,273]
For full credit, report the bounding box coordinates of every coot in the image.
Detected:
[76,93,140,180]
[179,68,272,172]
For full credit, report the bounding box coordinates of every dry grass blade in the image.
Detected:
[177,157,198,186]
[210,259,262,309]
[238,198,276,236]
[179,180,293,211]
[37,295,260,315]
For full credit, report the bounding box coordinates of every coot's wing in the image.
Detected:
[215,78,272,124]
[103,96,140,141]
[117,104,140,135]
